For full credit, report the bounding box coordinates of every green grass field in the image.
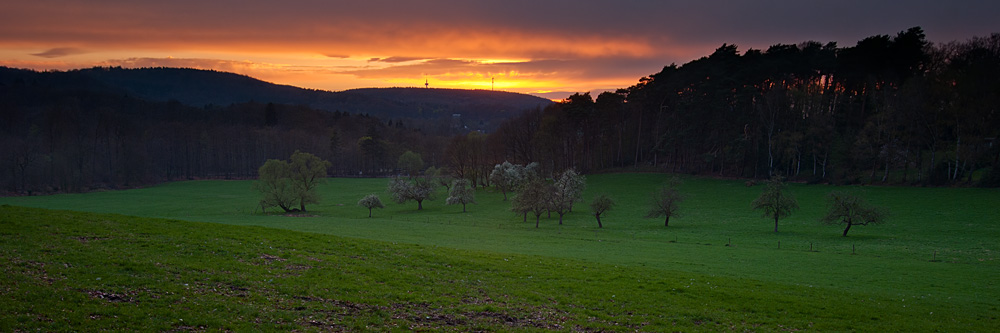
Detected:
[2,173,998,330]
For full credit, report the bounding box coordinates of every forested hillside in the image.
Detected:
[0,79,446,193]
[2,27,998,194]
[481,27,1000,186]
[67,67,551,125]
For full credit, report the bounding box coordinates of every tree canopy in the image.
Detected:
[254,159,297,213]
[510,178,551,228]
[445,179,476,212]
[387,176,436,210]
[254,151,331,213]
[550,169,586,224]
[397,151,425,177]
[357,194,385,218]
[488,161,526,201]
[751,177,799,232]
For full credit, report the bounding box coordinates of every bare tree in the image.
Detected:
[511,178,551,227]
[646,178,684,227]
[751,176,799,232]
[820,191,888,236]
[357,194,384,217]
[590,194,615,228]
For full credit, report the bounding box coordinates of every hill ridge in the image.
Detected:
[69,67,552,120]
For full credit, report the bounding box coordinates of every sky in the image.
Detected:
[2,1,999,100]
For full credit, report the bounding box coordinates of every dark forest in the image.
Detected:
[485,27,999,186]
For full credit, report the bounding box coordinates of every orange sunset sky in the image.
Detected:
[2,0,999,100]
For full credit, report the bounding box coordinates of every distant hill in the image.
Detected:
[341,87,552,119]
[20,67,552,123]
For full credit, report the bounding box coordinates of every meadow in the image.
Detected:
[1,173,998,330]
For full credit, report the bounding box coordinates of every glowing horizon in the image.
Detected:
[2,1,998,100]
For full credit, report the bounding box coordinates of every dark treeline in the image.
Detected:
[0,74,448,194]
[476,27,999,186]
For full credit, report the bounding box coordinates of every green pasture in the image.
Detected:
[1,173,998,330]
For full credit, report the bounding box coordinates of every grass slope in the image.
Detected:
[2,204,995,331]
[1,173,998,330]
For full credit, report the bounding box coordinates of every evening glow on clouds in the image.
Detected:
[2,0,999,100]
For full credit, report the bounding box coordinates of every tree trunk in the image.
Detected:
[665,216,670,227]
[812,154,817,176]
[558,214,563,225]
[595,214,603,228]
[535,214,540,228]
[796,151,801,177]
[882,158,889,183]
[842,222,853,237]
[953,130,961,181]
[368,208,372,218]
[822,152,828,179]
[417,200,423,210]
[767,127,775,177]
[929,147,936,183]
[774,215,779,233]
[635,108,643,167]
[462,203,466,212]
[869,157,878,184]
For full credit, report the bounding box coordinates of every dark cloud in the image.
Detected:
[345,57,664,81]
[8,1,998,56]
[31,47,87,58]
